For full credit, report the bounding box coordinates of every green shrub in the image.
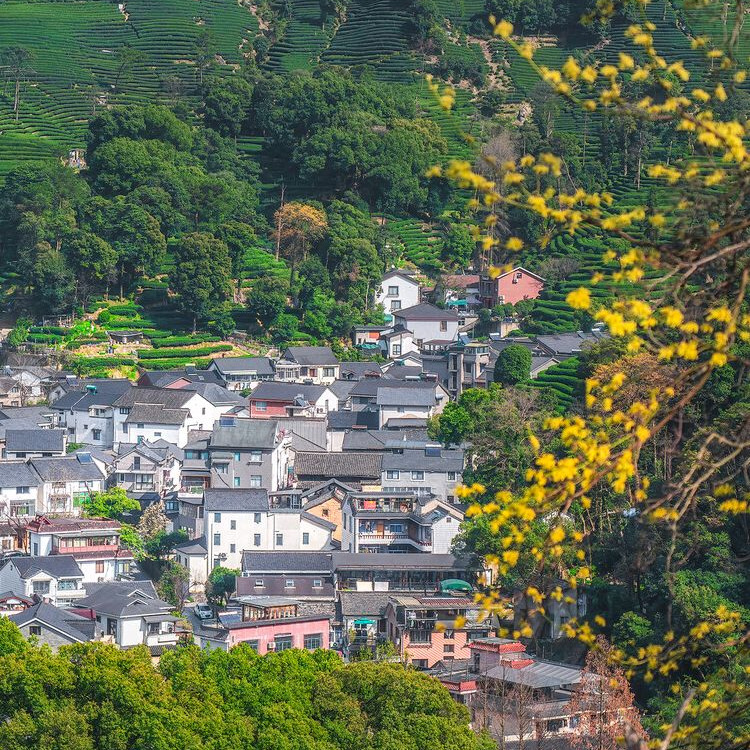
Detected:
[137,345,232,359]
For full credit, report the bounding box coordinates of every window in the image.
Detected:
[411,471,424,481]
[214,512,221,523]
[313,579,323,588]
[274,634,293,652]
[29,625,42,636]
[133,457,140,470]
[96,561,104,574]
[304,633,322,650]
[16,486,29,495]
[308,368,317,377]
[323,367,335,378]
[440,320,448,332]
[387,285,399,296]
[92,429,101,441]
[249,451,262,463]
[276,533,283,546]
[444,644,455,653]
[386,470,400,480]
[253,534,261,546]
[213,533,221,546]
[230,544,236,553]
[448,472,456,481]
[254,513,261,524]
[285,579,294,588]
[32,580,50,595]
[234,452,241,462]
[255,401,267,412]
[302,532,310,545]
[412,659,428,669]
[390,300,401,311]
[215,463,229,474]
[119,407,130,415]
[58,579,77,591]
[136,423,144,429]
[392,344,401,356]
[230,520,236,530]
[233,477,241,487]
[254,579,264,587]
[244,640,259,652]
[249,475,262,488]
[122,424,128,434]
[154,432,161,438]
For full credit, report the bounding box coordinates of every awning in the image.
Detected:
[353,618,376,625]
[143,614,179,623]
[439,579,474,593]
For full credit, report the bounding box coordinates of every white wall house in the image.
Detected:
[0,461,42,518]
[204,489,335,572]
[0,555,86,607]
[31,456,105,516]
[377,270,420,316]
[392,303,461,347]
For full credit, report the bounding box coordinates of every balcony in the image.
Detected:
[145,632,179,647]
[358,533,432,550]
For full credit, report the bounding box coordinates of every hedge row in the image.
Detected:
[29,326,68,335]
[151,335,221,349]
[71,356,135,369]
[142,358,212,370]
[137,345,232,360]
[26,333,63,344]
[107,304,143,316]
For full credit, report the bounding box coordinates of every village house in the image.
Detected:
[380,445,464,503]
[392,303,461,347]
[274,346,340,385]
[247,382,337,420]
[207,356,275,391]
[341,489,463,554]
[385,592,492,668]
[0,461,43,518]
[25,515,134,583]
[113,440,183,500]
[194,596,331,653]
[376,269,421,316]
[0,555,86,608]
[8,601,96,650]
[479,266,545,307]
[30,455,105,516]
[2,428,67,460]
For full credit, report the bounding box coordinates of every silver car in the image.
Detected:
[194,603,213,620]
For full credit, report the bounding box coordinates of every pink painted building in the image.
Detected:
[197,596,331,653]
[385,594,493,669]
[480,267,545,307]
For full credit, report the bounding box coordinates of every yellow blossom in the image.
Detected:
[566,287,591,310]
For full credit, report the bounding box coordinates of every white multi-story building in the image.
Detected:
[0,461,42,518]
[31,456,105,516]
[0,555,86,607]
[377,270,420,316]
[204,488,335,571]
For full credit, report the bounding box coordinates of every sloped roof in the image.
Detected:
[29,456,103,482]
[485,659,581,689]
[209,419,278,449]
[211,356,275,375]
[26,516,120,534]
[50,380,133,412]
[7,555,83,579]
[339,362,383,379]
[327,411,380,430]
[284,346,338,366]
[250,382,328,403]
[0,461,41,488]
[78,580,172,618]
[183,382,246,405]
[240,551,335,573]
[382,448,464,472]
[349,379,437,398]
[203,488,269,512]
[339,591,394,618]
[332,552,467,570]
[393,303,459,322]
[10,602,94,642]
[294,452,382,479]
[114,387,195,409]
[382,269,418,283]
[376,387,436,407]
[124,404,189,425]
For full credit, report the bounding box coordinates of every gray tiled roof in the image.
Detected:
[339,591,394,618]
[485,659,582,689]
[327,411,379,430]
[284,346,338,366]
[211,356,275,375]
[294,452,382,479]
[139,369,223,387]
[10,602,94,642]
[339,362,383,379]
[382,448,464,472]
[203,488,269,512]
[332,552,467,570]
[349,379,436,398]
[375,387,436,407]
[51,380,133,411]
[381,365,424,380]
[78,580,172,618]
[0,461,41,488]
[393,303,458,321]
[328,380,358,401]
[240,551,335,573]
[30,456,104,482]
[209,419,278,449]
[250,382,328,403]
[7,555,83,579]
[533,330,608,356]
[124,404,189,425]
[5,428,65,454]
[183,382,246,405]
[114,387,194,409]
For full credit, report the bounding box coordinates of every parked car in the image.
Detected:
[194,602,213,620]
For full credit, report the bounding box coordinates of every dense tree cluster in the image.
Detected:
[0,627,494,750]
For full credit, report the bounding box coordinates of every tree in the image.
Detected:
[170,232,232,333]
[216,220,258,298]
[206,566,240,607]
[568,637,647,750]
[64,231,117,302]
[494,344,532,386]
[81,487,139,521]
[137,501,168,541]
[144,529,188,561]
[157,562,190,611]
[274,202,327,293]
[245,277,287,330]
[0,46,33,121]
[31,244,75,314]
[112,44,144,94]
[202,75,253,140]
[194,29,215,86]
